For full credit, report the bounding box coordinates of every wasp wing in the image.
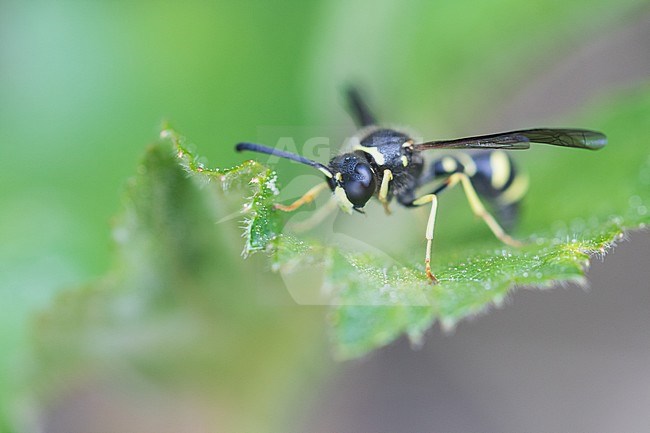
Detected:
[345,86,377,128]
[413,128,606,151]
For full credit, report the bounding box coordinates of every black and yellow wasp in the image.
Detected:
[236,88,606,283]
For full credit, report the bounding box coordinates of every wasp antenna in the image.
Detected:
[236,142,333,178]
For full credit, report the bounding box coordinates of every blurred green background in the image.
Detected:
[1,0,650,432]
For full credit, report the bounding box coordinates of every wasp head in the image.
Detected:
[327,152,377,214]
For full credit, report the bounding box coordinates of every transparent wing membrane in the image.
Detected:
[414,128,606,151]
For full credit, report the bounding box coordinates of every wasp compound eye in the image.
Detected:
[344,163,376,207]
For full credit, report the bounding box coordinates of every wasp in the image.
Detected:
[236,88,606,283]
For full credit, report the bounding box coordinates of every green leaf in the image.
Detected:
[161,128,283,254]
[156,87,649,360]
[33,133,326,432]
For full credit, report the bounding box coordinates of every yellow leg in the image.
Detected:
[274,182,329,212]
[413,194,439,283]
[288,198,338,232]
[449,173,523,247]
[378,169,393,215]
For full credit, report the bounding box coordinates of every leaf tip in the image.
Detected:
[440,318,457,333]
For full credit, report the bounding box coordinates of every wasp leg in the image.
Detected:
[288,198,338,232]
[274,182,329,212]
[378,169,393,215]
[410,193,439,283]
[448,173,523,247]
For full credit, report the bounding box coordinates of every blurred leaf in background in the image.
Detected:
[33,140,326,432]
[1,0,649,431]
[1,1,326,430]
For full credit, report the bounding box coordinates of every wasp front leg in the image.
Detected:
[274,182,329,212]
[378,169,393,215]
